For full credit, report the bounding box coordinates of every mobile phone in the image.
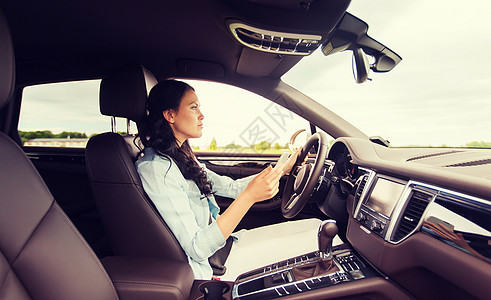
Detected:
[273,152,290,171]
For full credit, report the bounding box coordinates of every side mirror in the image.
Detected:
[352,48,369,84]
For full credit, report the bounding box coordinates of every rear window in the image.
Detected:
[18,80,134,148]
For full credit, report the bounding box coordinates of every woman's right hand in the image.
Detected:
[217,165,284,239]
[242,165,284,204]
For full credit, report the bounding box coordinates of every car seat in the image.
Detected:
[85,66,188,263]
[0,9,118,300]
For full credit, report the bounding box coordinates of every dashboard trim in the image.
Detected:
[352,168,375,218]
[331,139,491,299]
[352,169,490,249]
[386,183,436,244]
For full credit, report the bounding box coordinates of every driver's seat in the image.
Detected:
[85,66,187,262]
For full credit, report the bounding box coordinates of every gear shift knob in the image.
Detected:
[318,220,338,259]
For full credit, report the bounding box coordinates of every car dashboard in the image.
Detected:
[225,137,491,300]
[324,137,491,300]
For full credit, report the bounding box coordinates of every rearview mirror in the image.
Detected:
[322,13,402,74]
[352,48,369,84]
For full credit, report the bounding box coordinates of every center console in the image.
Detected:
[354,173,407,239]
[231,245,376,299]
[190,219,412,300]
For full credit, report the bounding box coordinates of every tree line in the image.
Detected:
[202,138,288,151]
[19,130,88,144]
[17,131,491,149]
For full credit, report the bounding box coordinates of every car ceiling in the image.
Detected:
[2,0,350,91]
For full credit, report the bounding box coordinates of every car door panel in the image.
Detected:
[23,146,110,257]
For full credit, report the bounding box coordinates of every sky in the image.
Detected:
[19,0,491,148]
[282,0,491,147]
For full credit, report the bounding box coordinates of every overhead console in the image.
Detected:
[227,1,401,79]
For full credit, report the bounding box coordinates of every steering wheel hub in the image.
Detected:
[293,164,312,194]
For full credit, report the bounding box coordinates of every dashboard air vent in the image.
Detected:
[444,158,491,167]
[354,175,368,207]
[229,22,322,55]
[392,191,432,242]
[406,150,463,162]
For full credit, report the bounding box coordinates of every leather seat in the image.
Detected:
[0,9,118,300]
[85,67,188,263]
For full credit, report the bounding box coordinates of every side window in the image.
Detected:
[18,79,332,150]
[182,80,318,153]
[18,80,136,148]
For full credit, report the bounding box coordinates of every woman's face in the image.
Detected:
[165,89,204,145]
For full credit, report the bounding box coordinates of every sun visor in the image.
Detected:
[236,47,302,77]
[176,59,225,78]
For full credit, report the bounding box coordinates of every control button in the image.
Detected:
[287,258,296,266]
[284,284,297,294]
[278,260,287,269]
[338,272,350,282]
[301,281,312,290]
[271,272,285,284]
[358,212,366,222]
[370,220,382,232]
[306,278,325,289]
[352,261,360,270]
[350,269,365,280]
[330,275,340,284]
[260,288,278,298]
[273,263,279,271]
[346,262,354,271]
[294,282,307,292]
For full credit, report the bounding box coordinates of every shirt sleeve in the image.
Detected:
[200,163,256,199]
[137,158,226,262]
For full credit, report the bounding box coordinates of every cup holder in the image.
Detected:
[197,280,230,300]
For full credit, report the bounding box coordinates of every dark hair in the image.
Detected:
[137,80,213,196]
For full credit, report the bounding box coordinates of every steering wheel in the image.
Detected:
[281,132,329,218]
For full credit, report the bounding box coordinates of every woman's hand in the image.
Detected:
[217,165,284,238]
[282,147,302,174]
[242,165,284,204]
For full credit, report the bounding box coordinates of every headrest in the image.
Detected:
[0,10,15,110]
[100,65,157,122]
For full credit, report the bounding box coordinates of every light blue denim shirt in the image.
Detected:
[135,148,255,279]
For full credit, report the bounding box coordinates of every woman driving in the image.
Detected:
[135,80,322,280]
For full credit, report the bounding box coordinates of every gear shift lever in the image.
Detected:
[292,220,339,280]
[318,220,338,259]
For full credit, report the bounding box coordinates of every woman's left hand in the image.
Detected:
[282,147,302,173]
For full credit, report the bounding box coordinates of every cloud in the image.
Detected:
[19,80,109,134]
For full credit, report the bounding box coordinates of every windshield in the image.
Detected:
[283,0,491,148]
